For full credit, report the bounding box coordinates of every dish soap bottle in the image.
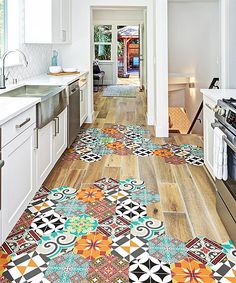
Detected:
[51,50,59,66]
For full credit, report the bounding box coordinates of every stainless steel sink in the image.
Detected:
[1,85,68,128]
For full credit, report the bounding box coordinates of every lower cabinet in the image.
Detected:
[80,79,88,126]
[1,123,36,244]
[35,108,67,188]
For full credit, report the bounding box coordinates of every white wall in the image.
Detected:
[168,0,220,134]
[5,0,51,83]
[221,0,236,88]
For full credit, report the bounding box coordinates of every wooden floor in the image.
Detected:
[44,87,230,244]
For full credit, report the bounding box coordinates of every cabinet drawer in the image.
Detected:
[1,106,36,148]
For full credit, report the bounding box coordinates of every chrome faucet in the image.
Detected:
[0,49,28,89]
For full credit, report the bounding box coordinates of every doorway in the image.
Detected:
[117,25,140,87]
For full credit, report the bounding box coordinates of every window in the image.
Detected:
[0,0,20,65]
[94,25,112,61]
[0,0,6,57]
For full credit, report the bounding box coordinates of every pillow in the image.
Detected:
[93,64,101,74]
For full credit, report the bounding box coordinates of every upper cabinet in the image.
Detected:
[25,0,71,44]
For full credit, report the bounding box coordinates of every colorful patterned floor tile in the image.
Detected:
[222,240,235,255]
[185,155,204,166]
[45,252,89,283]
[131,216,165,241]
[0,251,11,276]
[119,178,145,192]
[104,189,131,204]
[164,155,186,165]
[47,186,77,202]
[30,210,67,236]
[133,147,153,157]
[186,237,226,265]
[94,177,119,191]
[2,230,40,256]
[8,211,35,236]
[73,232,112,261]
[36,231,76,259]
[97,215,130,238]
[55,198,87,218]
[171,258,215,283]
[65,214,98,237]
[116,199,147,221]
[80,152,102,163]
[86,199,116,221]
[112,234,149,262]
[76,187,104,203]
[227,249,236,264]
[153,148,174,157]
[3,251,49,283]
[211,260,236,282]
[87,254,129,283]
[131,188,160,205]
[149,235,187,264]
[27,198,56,216]
[129,255,172,283]
[33,186,50,200]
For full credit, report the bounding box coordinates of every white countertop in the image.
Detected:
[0,71,89,125]
[0,97,40,125]
[201,89,236,102]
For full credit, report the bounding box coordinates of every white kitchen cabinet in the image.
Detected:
[203,96,217,179]
[80,76,88,126]
[53,108,68,162]
[35,122,55,189]
[25,0,71,44]
[1,121,36,245]
[35,108,67,189]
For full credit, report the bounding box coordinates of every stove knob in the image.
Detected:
[218,107,226,116]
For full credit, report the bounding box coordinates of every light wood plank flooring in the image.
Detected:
[44,87,230,244]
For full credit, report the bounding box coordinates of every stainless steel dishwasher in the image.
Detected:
[68,80,80,147]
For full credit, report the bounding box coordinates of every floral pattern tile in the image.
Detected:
[87,254,129,283]
[55,198,87,218]
[65,214,98,237]
[86,199,116,221]
[0,251,11,277]
[61,125,204,165]
[149,235,188,264]
[45,252,89,283]
[94,177,119,191]
[186,237,226,265]
[73,232,112,261]
[131,216,165,241]
[119,178,145,192]
[131,188,160,205]
[171,258,215,283]
[36,231,76,259]
[76,187,104,203]
[97,215,130,238]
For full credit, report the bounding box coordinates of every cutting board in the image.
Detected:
[47,72,81,76]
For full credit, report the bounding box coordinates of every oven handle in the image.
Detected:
[211,123,236,153]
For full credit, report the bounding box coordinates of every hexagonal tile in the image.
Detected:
[116,199,147,221]
[76,187,104,203]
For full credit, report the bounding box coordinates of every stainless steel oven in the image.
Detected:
[213,98,236,244]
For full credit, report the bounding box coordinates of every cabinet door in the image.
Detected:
[80,85,88,126]
[54,108,68,161]
[60,0,71,43]
[35,122,54,189]
[1,125,36,244]
[203,99,216,179]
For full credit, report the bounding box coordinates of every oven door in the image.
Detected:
[213,123,236,243]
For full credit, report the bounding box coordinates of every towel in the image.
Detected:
[213,127,228,180]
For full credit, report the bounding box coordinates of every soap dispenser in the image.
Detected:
[51,50,59,66]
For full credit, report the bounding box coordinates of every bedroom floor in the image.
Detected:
[0,87,235,283]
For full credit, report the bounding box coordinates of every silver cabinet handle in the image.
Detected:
[0,160,4,169]
[53,119,57,136]
[34,128,39,149]
[16,118,31,129]
[62,30,66,42]
[56,117,60,134]
[80,90,83,102]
